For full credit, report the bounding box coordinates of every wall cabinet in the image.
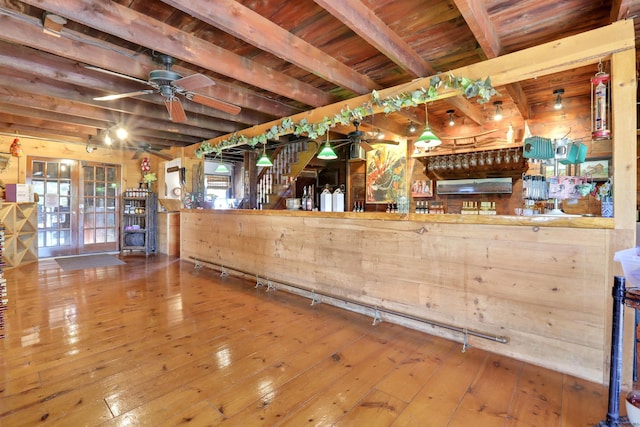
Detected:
[121,190,157,254]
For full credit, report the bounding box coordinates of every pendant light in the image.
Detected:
[215,151,229,173]
[317,133,338,160]
[414,103,441,148]
[493,101,503,121]
[446,109,455,126]
[553,88,564,110]
[256,142,273,167]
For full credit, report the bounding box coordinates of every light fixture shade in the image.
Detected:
[317,142,338,160]
[256,153,273,167]
[215,163,229,173]
[415,126,441,148]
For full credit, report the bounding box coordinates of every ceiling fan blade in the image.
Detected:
[94,89,154,101]
[165,98,188,123]
[188,93,241,115]
[85,65,151,85]
[359,141,374,152]
[173,73,215,91]
[332,141,352,150]
[366,139,400,145]
[153,151,175,161]
[132,149,143,160]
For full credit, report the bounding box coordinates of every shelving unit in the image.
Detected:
[121,190,157,254]
[0,202,37,268]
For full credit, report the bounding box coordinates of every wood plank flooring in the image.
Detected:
[0,254,619,426]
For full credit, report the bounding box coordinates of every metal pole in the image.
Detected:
[596,275,626,427]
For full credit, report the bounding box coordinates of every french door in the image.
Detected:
[28,157,120,258]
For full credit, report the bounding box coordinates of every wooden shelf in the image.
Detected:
[0,203,38,268]
[121,192,157,254]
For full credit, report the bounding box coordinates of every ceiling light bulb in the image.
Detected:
[553,88,564,110]
[409,122,416,133]
[447,110,455,126]
[493,101,503,121]
[116,127,128,140]
[104,133,112,145]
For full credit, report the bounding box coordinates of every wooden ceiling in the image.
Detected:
[0,0,637,159]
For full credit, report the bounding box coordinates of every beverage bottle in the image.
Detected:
[301,186,308,210]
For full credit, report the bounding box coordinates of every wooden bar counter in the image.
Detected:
[181,208,621,384]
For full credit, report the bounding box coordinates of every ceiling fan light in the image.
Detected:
[317,142,338,160]
[256,152,273,167]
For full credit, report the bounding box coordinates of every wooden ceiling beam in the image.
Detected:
[0,7,294,120]
[0,86,220,140]
[162,0,380,95]
[0,39,267,130]
[0,63,242,137]
[0,102,107,130]
[20,0,335,108]
[187,20,634,156]
[610,0,633,21]
[0,127,89,145]
[0,112,97,137]
[453,0,530,120]
[314,0,436,77]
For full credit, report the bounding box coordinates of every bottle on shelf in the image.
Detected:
[301,186,308,211]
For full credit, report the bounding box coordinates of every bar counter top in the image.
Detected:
[183,207,614,229]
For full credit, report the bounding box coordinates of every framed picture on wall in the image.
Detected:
[411,179,432,197]
[365,141,407,203]
[542,162,570,178]
[577,157,611,181]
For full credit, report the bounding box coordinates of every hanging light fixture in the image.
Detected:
[591,60,611,140]
[446,110,455,126]
[493,101,503,121]
[103,130,113,145]
[256,142,273,167]
[553,88,564,110]
[408,122,416,133]
[215,151,229,173]
[317,133,338,160]
[414,103,441,148]
[115,126,128,140]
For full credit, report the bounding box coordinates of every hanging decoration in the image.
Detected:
[10,138,23,157]
[140,157,156,186]
[591,61,611,140]
[195,73,497,158]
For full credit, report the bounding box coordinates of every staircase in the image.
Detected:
[257,140,318,209]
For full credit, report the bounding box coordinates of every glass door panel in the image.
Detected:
[28,157,120,258]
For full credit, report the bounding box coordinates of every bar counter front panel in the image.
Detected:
[181,209,614,384]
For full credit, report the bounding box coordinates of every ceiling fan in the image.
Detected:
[130,142,174,161]
[88,54,241,123]
[331,120,400,152]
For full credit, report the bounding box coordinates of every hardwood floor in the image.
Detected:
[0,254,617,426]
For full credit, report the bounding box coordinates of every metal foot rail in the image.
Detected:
[188,255,509,346]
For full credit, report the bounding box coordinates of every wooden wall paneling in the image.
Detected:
[180,210,612,383]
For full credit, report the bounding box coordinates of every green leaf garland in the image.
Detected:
[195,74,497,158]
